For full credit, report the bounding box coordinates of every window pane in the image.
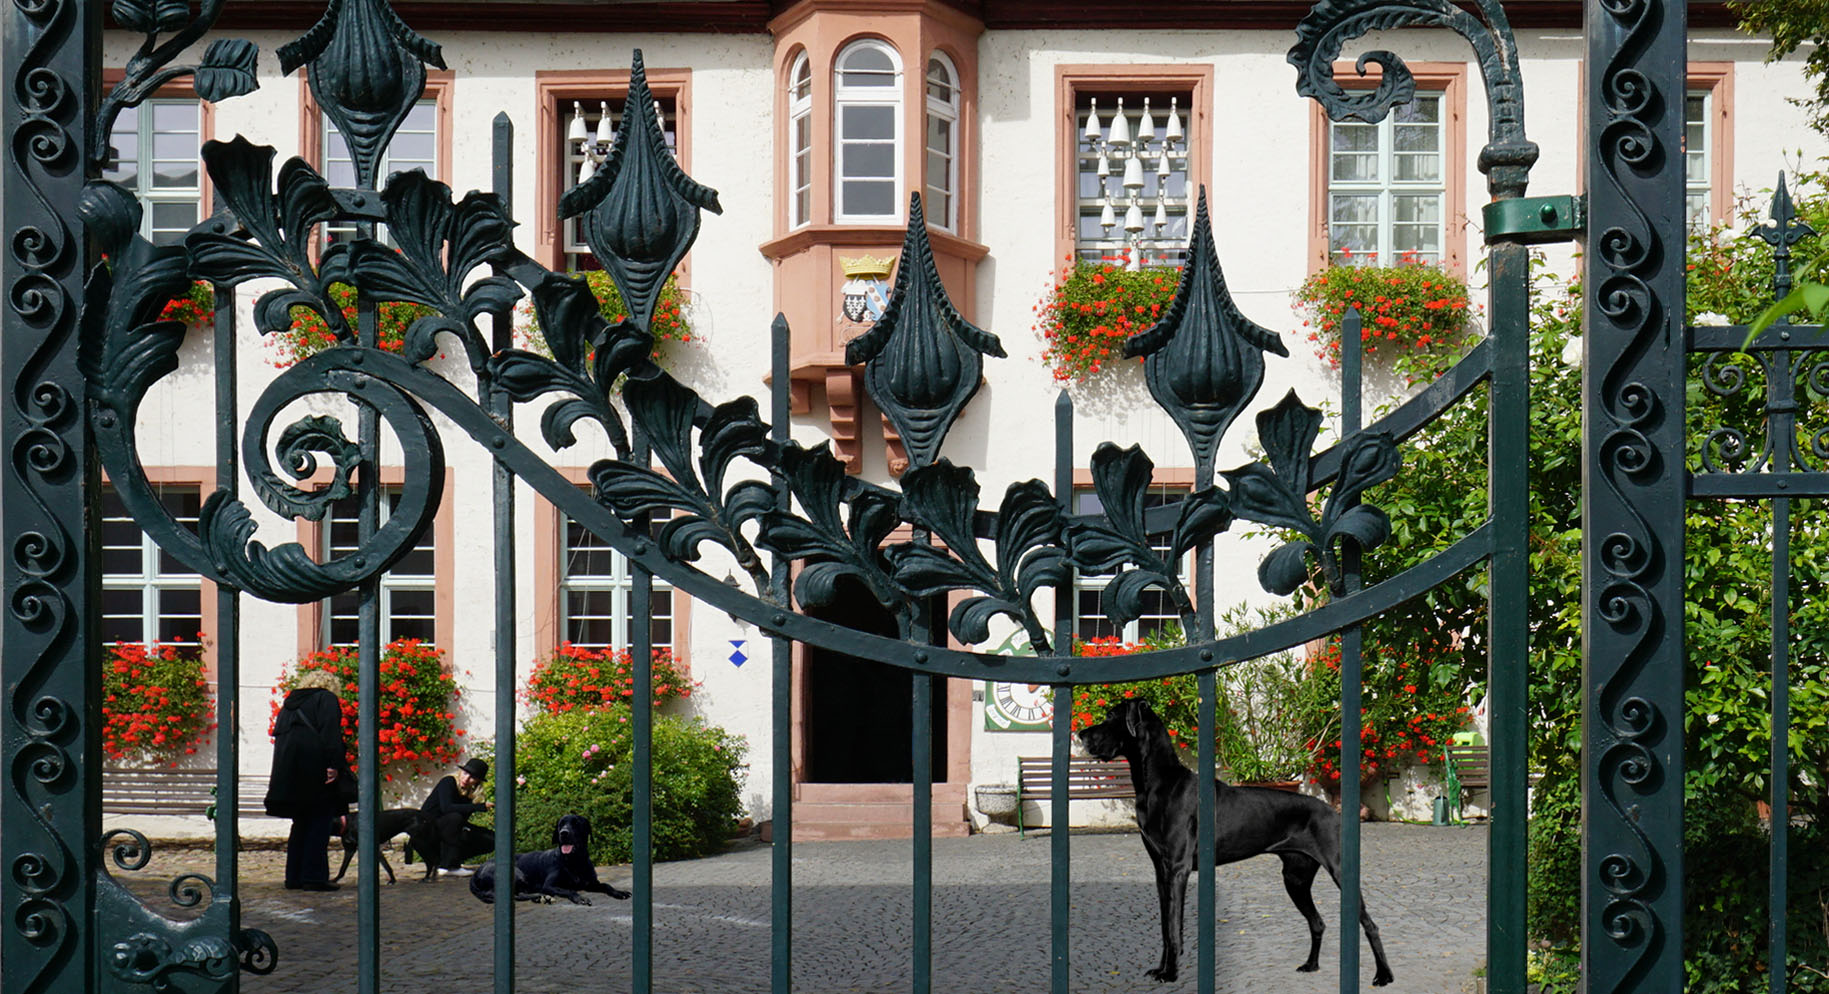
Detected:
[1392,194,1440,224]
[1332,123,1379,155]
[841,180,895,216]
[926,116,952,155]
[840,45,895,86]
[792,58,812,100]
[1392,152,1440,183]
[1331,152,1378,183]
[1393,123,1439,154]
[926,58,954,101]
[389,615,436,644]
[840,105,895,141]
[1394,96,1440,124]
[102,588,145,644]
[843,143,895,179]
[151,101,197,133]
[150,202,199,241]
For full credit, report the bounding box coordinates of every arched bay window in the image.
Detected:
[924,53,958,231]
[788,52,813,229]
[834,39,901,222]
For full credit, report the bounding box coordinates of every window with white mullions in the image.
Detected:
[103,98,202,246]
[101,486,202,648]
[834,39,902,223]
[1685,89,1712,229]
[1327,93,1444,266]
[1072,486,1186,643]
[789,53,813,228]
[924,54,959,231]
[559,513,674,652]
[1075,92,1190,268]
[322,100,438,246]
[322,489,437,647]
[563,96,680,271]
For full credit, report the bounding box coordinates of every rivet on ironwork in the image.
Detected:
[351,373,369,388]
[211,221,226,233]
[1200,649,1213,662]
[1778,479,1789,490]
[353,195,367,207]
[491,437,505,450]
[98,412,115,428]
[632,540,649,555]
[350,352,364,364]
[914,651,928,664]
[772,613,786,626]
[1538,203,1558,224]
[1055,663,1071,677]
[215,562,228,573]
[1782,330,1793,342]
[353,556,366,568]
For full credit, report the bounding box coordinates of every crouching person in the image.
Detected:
[422,757,494,877]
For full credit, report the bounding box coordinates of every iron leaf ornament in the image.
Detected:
[590,374,773,590]
[1067,442,1231,633]
[278,0,446,192]
[77,183,194,413]
[344,170,522,371]
[846,193,1006,471]
[888,460,1068,651]
[1123,188,1288,482]
[186,137,346,339]
[558,50,722,335]
[1222,391,1400,596]
[93,0,260,171]
[754,442,909,628]
[1288,0,1537,198]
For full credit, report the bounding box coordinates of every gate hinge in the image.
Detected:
[1484,194,1585,244]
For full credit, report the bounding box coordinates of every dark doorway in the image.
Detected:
[803,579,947,783]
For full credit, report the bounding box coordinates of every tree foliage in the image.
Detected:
[1734,0,1829,140]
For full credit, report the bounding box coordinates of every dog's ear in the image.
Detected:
[1124,700,1158,738]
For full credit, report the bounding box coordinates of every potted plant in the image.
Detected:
[270,637,464,787]
[102,639,216,767]
[1213,646,1336,788]
[1292,251,1473,378]
[272,282,438,367]
[158,280,216,331]
[1033,257,1180,383]
[518,269,693,365]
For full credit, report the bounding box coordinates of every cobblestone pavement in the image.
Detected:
[115,823,1486,993]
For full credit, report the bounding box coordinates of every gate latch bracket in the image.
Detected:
[1484,194,1585,244]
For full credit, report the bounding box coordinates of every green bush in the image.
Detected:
[481,703,746,865]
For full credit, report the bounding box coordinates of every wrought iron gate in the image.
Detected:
[2,0,1797,992]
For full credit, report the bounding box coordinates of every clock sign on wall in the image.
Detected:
[984,681,1054,731]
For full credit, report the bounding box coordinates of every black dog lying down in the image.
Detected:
[332,808,430,885]
[1079,699,1395,987]
[470,813,631,905]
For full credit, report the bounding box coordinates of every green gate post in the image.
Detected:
[3,0,102,990]
[1582,0,1688,990]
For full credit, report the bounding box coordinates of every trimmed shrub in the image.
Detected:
[484,703,746,864]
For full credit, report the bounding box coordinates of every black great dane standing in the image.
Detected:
[1079,698,1394,986]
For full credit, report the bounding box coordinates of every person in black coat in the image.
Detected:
[266,667,356,892]
[421,757,494,877]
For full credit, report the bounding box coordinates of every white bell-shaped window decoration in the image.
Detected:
[1165,97,1183,143]
[1100,200,1116,231]
[1123,202,1145,233]
[1084,98,1102,142]
[578,156,597,185]
[567,101,588,143]
[1152,200,1167,229]
[1097,155,1111,179]
[1121,154,1144,192]
[1157,151,1172,177]
[1107,97,1132,148]
[595,101,614,145]
[1137,97,1156,143]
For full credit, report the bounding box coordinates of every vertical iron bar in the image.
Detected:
[1486,239,1531,994]
[1196,667,1216,994]
[356,257,382,994]
[1767,343,1796,993]
[631,426,654,994]
[2,0,100,986]
[1338,307,1363,992]
[1196,437,1217,994]
[1051,390,1073,994]
[488,113,517,994]
[213,284,242,932]
[769,315,793,994]
[1582,1,1688,988]
[911,650,932,994]
[1769,495,1790,994]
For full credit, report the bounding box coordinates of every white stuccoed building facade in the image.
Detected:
[102,0,1828,838]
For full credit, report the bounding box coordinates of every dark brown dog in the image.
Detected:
[1079,698,1394,986]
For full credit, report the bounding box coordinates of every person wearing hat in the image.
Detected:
[266,667,356,892]
[420,757,494,877]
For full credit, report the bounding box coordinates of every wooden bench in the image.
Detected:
[102,767,270,820]
[1443,744,1490,819]
[1015,756,1135,837]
